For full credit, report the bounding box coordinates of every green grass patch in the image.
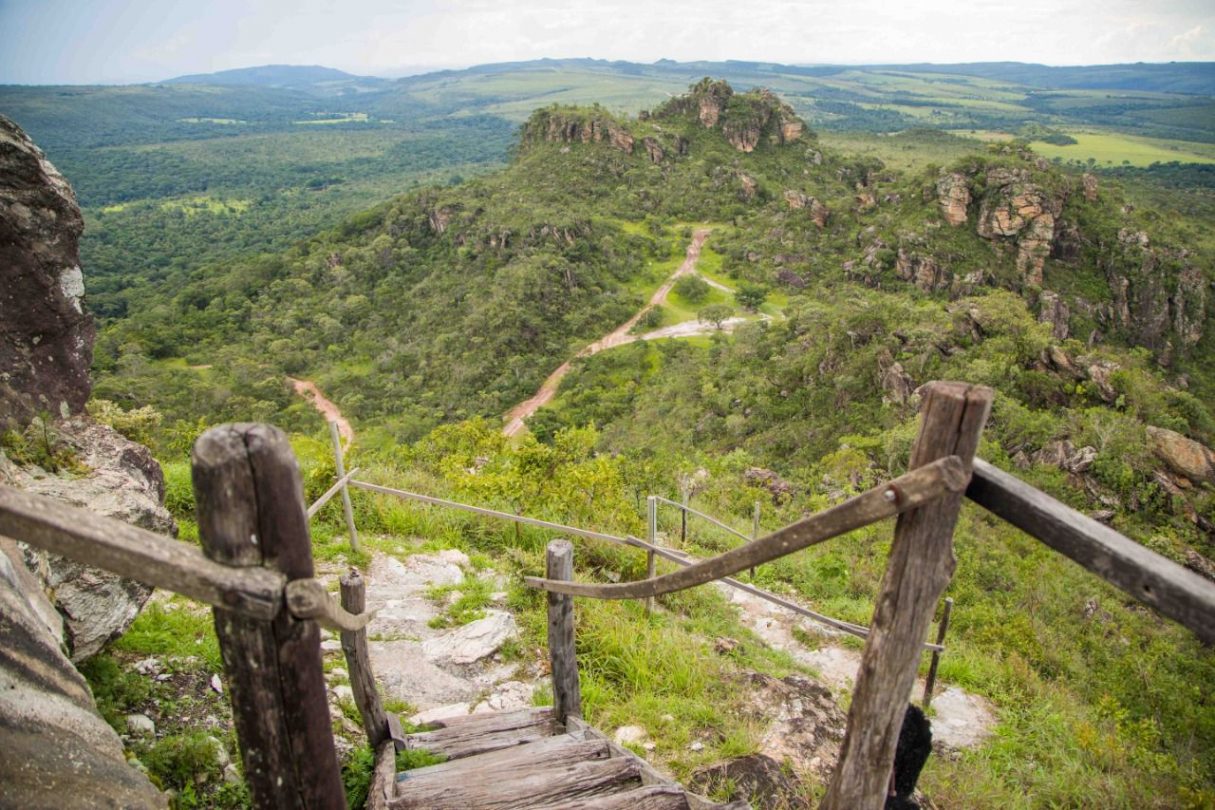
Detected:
[1029,131,1215,168]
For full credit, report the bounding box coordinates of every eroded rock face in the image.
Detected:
[975,167,1063,286]
[935,172,971,226]
[657,79,805,153]
[2,418,174,661]
[0,538,167,808]
[1038,290,1070,340]
[896,245,948,293]
[0,115,95,425]
[524,109,635,154]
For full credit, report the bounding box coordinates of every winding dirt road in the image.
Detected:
[289,378,354,446]
[503,228,711,437]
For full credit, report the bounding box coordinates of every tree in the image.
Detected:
[736,282,768,312]
[698,304,734,330]
[674,275,710,303]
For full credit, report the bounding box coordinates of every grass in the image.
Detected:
[159,196,252,216]
[1028,131,1215,168]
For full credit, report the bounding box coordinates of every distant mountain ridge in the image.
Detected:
[164,64,389,95]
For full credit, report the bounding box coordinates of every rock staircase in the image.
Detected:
[391,706,745,810]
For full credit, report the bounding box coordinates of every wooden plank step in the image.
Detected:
[535,784,692,810]
[405,707,562,761]
[414,706,553,733]
[396,733,608,786]
[388,755,642,810]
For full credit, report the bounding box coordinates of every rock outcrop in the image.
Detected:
[1038,290,1070,340]
[935,172,971,226]
[1,537,166,807]
[0,115,95,425]
[1,116,176,661]
[1146,426,1215,485]
[656,79,806,153]
[523,108,635,154]
[975,167,1063,286]
[2,418,174,660]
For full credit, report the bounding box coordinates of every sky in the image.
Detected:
[0,0,1212,85]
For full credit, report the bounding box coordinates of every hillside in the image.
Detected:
[8,74,1215,807]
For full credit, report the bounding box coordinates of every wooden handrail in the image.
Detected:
[966,457,1215,644]
[0,484,285,621]
[651,495,751,542]
[524,455,968,600]
[306,467,360,518]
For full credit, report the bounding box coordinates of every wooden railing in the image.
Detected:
[2,383,1214,810]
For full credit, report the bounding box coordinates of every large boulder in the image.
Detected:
[0,538,166,808]
[0,115,94,425]
[1146,426,1215,485]
[935,172,971,226]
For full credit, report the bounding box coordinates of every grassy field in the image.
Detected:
[1028,131,1215,167]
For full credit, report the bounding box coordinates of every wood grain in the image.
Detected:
[821,382,992,810]
[547,539,582,724]
[340,569,389,747]
[967,457,1215,644]
[193,423,345,810]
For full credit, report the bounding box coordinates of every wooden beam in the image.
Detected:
[340,569,389,747]
[967,457,1215,644]
[822,382,992,810]
[192,423,345,810]
[547,539,582,724]
[367,740,397,810]
[524,456,968,601]
[0,485,284,621]
[329,420,360,551]
[306,467,360,519]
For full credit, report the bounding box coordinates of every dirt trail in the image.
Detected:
[289,378,354,446]
[503,228,711,436]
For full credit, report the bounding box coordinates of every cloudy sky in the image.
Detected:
[1,0,1211,84]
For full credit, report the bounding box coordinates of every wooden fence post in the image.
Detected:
[750,500,760,580]
[192,423,345,810]
[329,420,360,552]
[645,496,658,616]
[680,488,689,547]
[922,597,953,710]
[340,569,388,747]
[821,382,991,810]
[546,539,582,724]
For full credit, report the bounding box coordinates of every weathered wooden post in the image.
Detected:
[922,597,953,710]
[340,568,388,747]
[821,382,991,810]
[750,500,760,580]
[645,496,658,615]
[680,488,689,547]
[329,419,360,552]
[546,539,582,724]
[192,423,345,809]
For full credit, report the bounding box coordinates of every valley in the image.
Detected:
[3,58,1215,809]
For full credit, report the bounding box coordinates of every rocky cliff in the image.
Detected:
[925,154,1209,362]
[0,115,94,425]
[0,116,169,806]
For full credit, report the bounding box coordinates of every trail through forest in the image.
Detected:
[289,377,354,445]
[503,228,713,436]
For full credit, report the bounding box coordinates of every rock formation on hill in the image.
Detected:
[654,78,805,152]
[1,115,169,806]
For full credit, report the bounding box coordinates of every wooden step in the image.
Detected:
[389,755,642,810]
[404,707,561,760]
[395,733,608,790]
[535,784,692,810]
